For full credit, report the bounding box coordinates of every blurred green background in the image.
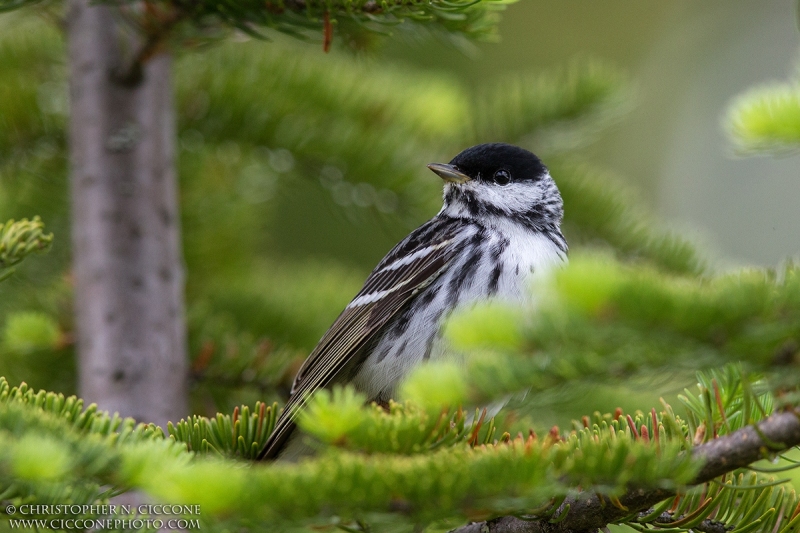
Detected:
[0,1,798,437]
[195,0,800,270]
[383,0,800,267]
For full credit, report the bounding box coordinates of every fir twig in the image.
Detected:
[0,217,53,282]
[452,410,800,533]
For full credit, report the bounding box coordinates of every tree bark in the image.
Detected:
[66,0,188,429]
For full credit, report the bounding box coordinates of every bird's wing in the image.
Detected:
[257,217,463,460]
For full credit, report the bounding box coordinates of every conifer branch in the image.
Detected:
[453,410,800,533]
[451,258,800,408]
[555,164,706,275]
[0,217,53,282]
[726,83,800,154]
[469,61,630,147]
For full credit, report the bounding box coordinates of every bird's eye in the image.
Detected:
[493,169,511,186]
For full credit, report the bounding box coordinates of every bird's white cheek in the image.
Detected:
[474,182,548,214]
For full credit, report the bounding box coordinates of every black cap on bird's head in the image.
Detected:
[427,143,548,186]
[428,143,563,226]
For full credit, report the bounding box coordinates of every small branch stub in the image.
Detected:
[323,11,332,52]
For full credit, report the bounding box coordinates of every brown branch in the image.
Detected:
[453,410,800,533]
[113,2,185,86]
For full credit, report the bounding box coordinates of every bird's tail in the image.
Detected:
[257,421,296,461]
[258,423,318,462]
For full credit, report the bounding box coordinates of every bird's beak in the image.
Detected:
[427,163,472,184]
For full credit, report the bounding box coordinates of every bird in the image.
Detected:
[257,142,568,461]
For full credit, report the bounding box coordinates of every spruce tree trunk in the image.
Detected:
[66,0,188,429]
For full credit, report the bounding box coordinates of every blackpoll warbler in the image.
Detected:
[258,143,568,460]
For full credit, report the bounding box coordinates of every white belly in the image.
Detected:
[351,225,567,401]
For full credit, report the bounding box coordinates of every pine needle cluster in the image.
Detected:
[0,217,52,282]
[727,83,800,155]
